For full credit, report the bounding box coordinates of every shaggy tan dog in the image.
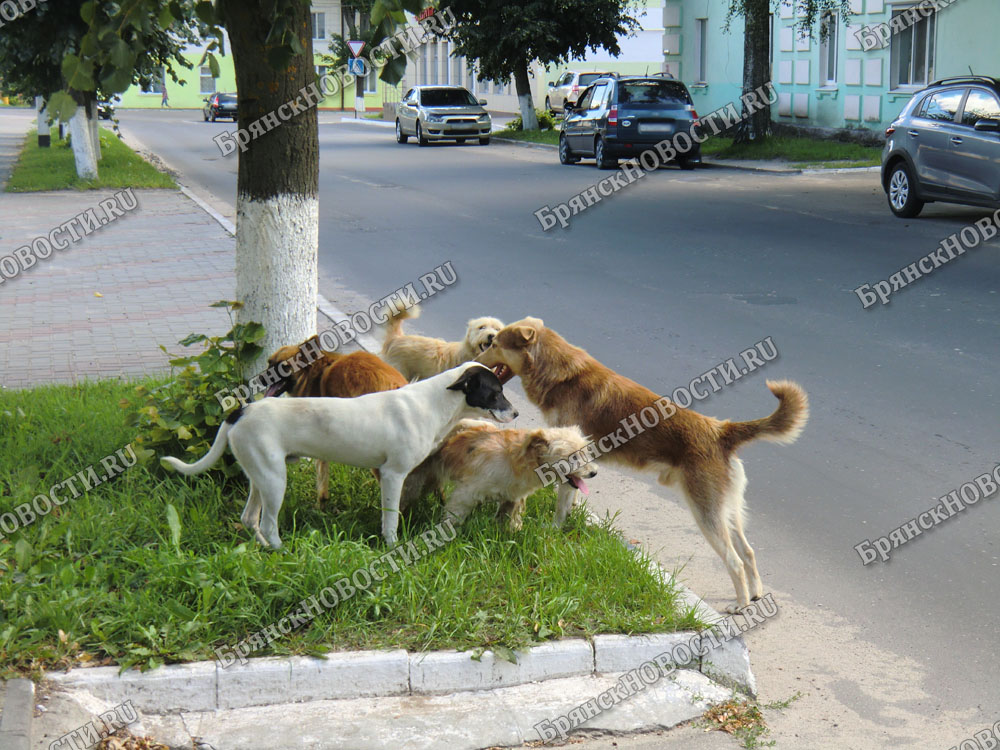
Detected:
[266,338,407,504]
[401,420,597,530]
[381,305,503,381]
[478,317,809,612]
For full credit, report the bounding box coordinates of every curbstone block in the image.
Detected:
[592,633,697,673]
[47,662,218,713]
[287,650,410,703]
[0,678,34,750]
[216,657,290,710]
[699,632,757,696]
[409,639,593,695]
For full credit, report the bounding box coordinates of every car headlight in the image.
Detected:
[477,113,491,122]
[426,114,443,122]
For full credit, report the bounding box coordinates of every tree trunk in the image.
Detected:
[735,0,772,144]
[513,63,538,130]
[87,97,101,161]
[220,0,320,369]
[69,105,98,180]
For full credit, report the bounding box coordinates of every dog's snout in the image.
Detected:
[511,409,519,419]
[486,334,495,345]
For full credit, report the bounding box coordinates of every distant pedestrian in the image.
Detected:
[160,83,169,108]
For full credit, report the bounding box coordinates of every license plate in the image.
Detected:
[637,122,673,134]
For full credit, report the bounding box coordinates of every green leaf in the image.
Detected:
[47,91,79,123]
[110,39,133,69]
[157,5,175,28]
[80,0,95,24]
[14,539,32,571]
[493,645,518,664]
[194,1,216,24]
[208,53,221,80]
[165,504,182,552]
[370,1,388,27]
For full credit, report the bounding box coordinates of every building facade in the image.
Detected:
[663,0,998,132]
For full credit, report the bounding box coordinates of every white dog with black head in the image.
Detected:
[162,363,517,548]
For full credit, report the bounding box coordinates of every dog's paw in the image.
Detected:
[724,602,749,615]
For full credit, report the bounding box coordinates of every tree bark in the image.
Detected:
[87,96,101,161]
[513,63,538,130]
[69,105,98,179]
[220,0,320,369]
[735,0,772,144]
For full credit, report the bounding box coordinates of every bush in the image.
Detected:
[504,108,557,132]
[124,301,265,476]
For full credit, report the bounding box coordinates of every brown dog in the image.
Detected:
[478,318,808,612]
[266,337,408,503]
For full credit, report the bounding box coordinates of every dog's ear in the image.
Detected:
[512,325,537,347]
[447,367,479,393]
[526,433,548,457]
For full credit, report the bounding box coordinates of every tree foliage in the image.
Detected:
[325,0,427,86]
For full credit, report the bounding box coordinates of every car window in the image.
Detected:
[217,94,236,103]
[558,73,572,86]
[403,88,414,102]
[919,89,965,123]
[578,73,605,87]
[420,88,478,106]
[961,89,1000,126]
[575,86,595,111]
[586,84,608,110]
[616,80,692,106]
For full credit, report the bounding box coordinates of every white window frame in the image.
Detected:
[364,64,378,94]
[819,11,838,85]
[199,65,216,95]
[889,3,935,90]
[693,19,708,84]
[311,12,326,41]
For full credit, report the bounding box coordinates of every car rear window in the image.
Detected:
[578,74,607,87]
[217,95,236,103]
[421,88,477,106]
[617,81,692,106]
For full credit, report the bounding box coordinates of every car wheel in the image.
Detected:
[210,112,216,122]
[887,162,924,218]
[559,133,579,165]
[595,137,617,170]
[417,122,428,147]
[678,157,696,170]
[479,136,490,145]
[395,119,408,144]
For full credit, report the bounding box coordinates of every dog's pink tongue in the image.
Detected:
[570,476,590,495]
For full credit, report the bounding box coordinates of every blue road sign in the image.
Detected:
[347,58,366,76]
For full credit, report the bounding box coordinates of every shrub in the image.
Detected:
[504,108,557,132]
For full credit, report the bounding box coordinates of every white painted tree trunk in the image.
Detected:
[518,92,538,130]
[235,194,318,371]
[87,100,101,161]
[69,106,98,180]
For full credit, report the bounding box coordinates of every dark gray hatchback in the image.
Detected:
[881,76,1000,217]
[558,77,701,170]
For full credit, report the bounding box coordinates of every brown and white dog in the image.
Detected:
[266,338,407,504]
[381,304,503,381]
[400,420,597,530]
[478,318,809,612]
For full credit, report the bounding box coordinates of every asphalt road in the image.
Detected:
[117,108,1000,746]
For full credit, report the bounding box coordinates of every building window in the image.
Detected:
[890,6,935,88]
[199,65,216,95]
[694,19,708,84]
[430,41,439,85]
[364,65,378,94]
[140,67,165,94]
[312,12,326,40]
[819,11,837,84]
[420,46,428,85]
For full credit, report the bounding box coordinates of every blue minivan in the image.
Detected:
[558,76,701,170]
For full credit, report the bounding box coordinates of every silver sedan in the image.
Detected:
[395,86,492,146]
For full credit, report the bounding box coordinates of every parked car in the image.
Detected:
[545,72,614,113]
[203,93,238,122]
[882,76,1000,218]
[558,76,701,170]
[395,86,492,146]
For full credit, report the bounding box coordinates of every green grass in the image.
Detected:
[698,135,881,167]
[0,380,702,678]
[495,128,560,146]
[6,127,176,192]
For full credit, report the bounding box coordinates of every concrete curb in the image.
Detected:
[0,679,34,750]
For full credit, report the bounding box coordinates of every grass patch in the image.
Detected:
[363,113,384,120]
[6,127,175,192]
[701,692,804,749]
[698,135,880,167]
[0,379,702,678]
[495,128,559,146]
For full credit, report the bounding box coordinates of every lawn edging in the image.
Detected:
[46,623,753,713]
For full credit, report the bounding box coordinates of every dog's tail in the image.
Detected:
[720,380,809,452]
[381,303,420,351]
[160,408,243,475]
